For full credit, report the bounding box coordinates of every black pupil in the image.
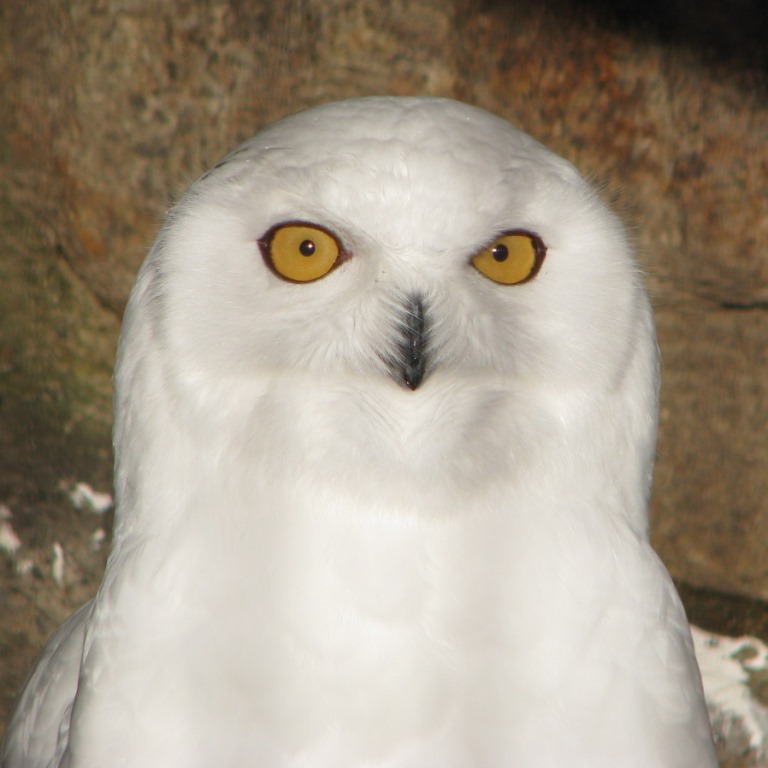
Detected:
[299,239,316,257]
[491,243,508,262]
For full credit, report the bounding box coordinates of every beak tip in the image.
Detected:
[403,369,423,391]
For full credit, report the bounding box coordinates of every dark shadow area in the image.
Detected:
[481,0,768,73]
[588,0,768,70]
[677,581,768,639]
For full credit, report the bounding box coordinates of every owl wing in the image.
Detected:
[1,601,91,768]
[575,546,718,767]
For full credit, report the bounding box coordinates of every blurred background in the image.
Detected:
[1,0,766,764]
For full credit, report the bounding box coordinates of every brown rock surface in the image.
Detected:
[1,0,766,763]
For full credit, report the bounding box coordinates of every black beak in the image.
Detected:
[398,295,428,391]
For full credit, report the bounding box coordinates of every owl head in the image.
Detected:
[113,97,658,532]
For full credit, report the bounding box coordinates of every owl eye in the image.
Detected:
[259,223,343,282]
[471,230,546,285]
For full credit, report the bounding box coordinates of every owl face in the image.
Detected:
[148,98,646,412]
[117,97,655,515]
[112,98,658,561]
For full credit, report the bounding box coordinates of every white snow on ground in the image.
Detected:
[69,482,113,514]
[693,625,768,760]
[0,504,21,554]
[51,541,65,587]
[0,483,113,575]
[0,519,21,554]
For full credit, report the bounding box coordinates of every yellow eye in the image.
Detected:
[260,223,343,283]
[471,230,546,285]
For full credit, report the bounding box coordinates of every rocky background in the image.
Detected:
[1,0,766,764]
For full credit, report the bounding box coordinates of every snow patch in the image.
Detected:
[0,505,21,554]
[91,527,107,550]
[694,625,768,758]
[52,542,65,587]
[69,482,113,514]
[0,519,21,554]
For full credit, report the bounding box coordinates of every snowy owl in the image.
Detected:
[1,97,718,767]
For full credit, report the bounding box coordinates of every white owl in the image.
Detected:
[1,97,718,767]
